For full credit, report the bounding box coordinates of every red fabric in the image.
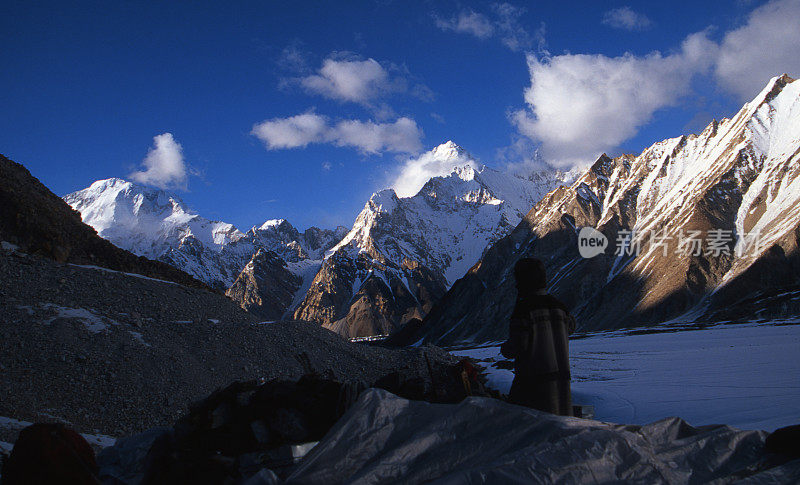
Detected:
[2,423,98,484]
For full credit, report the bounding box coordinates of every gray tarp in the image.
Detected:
[275,389,799,484]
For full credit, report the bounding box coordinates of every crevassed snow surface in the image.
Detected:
[452,322,800,432]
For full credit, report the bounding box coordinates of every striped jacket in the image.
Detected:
[501,291,575,380]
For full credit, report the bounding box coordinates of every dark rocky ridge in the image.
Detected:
[0,242,460,440]
[0,154,211,291]
[225,249,302,320]
[295,251,447,337]
[0,155,461,444]
[408,75,800,345]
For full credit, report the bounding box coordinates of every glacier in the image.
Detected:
[454,320,800,432]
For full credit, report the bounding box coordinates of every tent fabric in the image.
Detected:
[97,427,172,484]
[278,389,799,484]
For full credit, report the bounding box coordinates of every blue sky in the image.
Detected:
[2,0,799,231]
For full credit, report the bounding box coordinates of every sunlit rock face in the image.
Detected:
[415,75,800,345]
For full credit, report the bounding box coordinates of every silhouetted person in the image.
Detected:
[501,258,575,415]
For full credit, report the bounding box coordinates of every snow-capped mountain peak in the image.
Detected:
[415,74,800,345]
[430,140,469,161]
[65,180,347,291]
[392,141,480,198]
[64,177,244,258]
[328,146,573,285]
[295,147,576,337]
[66,140,578,339]
[258,218,287,230]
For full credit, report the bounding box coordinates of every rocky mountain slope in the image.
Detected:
[0,155,463,441]
[0,245,458,439]
[64,180,347,291]
[224,249,302,320]
[412,74,800,345]
[293,142,574,337]
[66,142,573,336]
[0,155,210,290]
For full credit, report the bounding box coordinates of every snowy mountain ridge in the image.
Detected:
[295,142,575,336]
[414,74,800,345]
[330,153,573,286]
[64,179,347,290]
[65,140,574,337]
[64,178,244,259]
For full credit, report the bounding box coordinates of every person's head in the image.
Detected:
[514,258,546,293]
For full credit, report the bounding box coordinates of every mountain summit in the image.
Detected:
[294,142,573,337]
[64,178,244,259]
[429,140,471,163]
[64,180,347,291]
[65,141,572,336]
[412,74,800,345]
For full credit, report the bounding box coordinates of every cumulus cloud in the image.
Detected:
[300,57,394,104]
[391,143,477,197]
[509,0,799,169]
[512,32,717,167]
[129,133,188,190]
[435,10,495,38]
[435,2,538,52]
[715,0,800,100]
[333,118,422,153]
[251,113,423,154]
[293,54,433,113]
[602,7,653,31]
[251,113,329,150]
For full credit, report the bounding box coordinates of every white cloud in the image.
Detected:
[251,113,329,149]
[512,32,716,167]
[492,3,536,52]
[602,7,653,31]
[391,143,476,197]
[300,57,395,104]
[252,113,423,155]
[411,83,436,102]
[129,133,188,190]
[332,118,422,154]
[435,11,495,39]
[715,0,800,101]
[294,55,433,114]
[509,0,800,169]
[435,3,537,52]
[495,136,553,177]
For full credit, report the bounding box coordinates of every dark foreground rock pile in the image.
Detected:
[0,243,479,442]
[98,368,493,484]
[6,386,793,484]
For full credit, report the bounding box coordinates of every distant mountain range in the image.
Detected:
[0,154,214,290]
[410,74,800,345]
[65,141,573,335]
[65,75,800,343]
